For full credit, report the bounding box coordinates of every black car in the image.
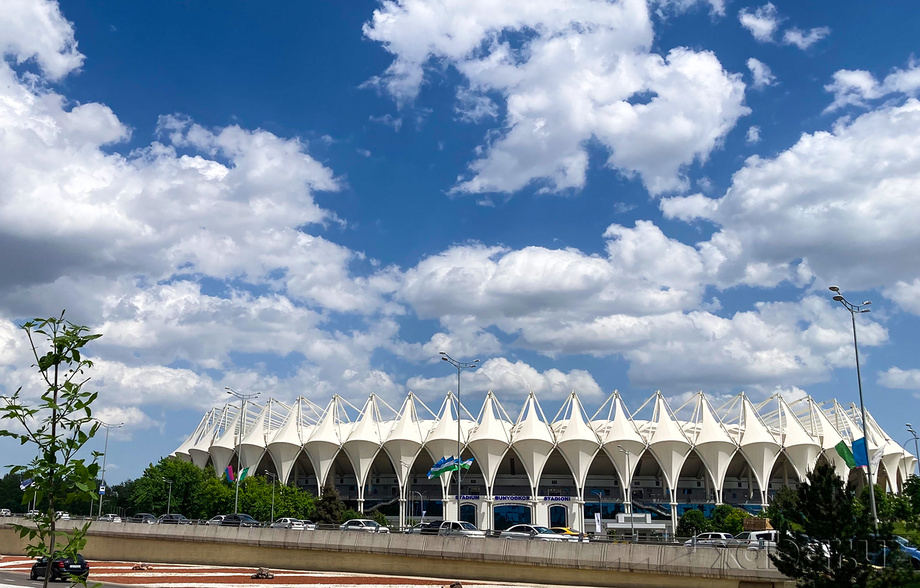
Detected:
[418,521,444,535]
[219,513,260,527]
[157,513,191,525]
[128,513,157,524]
[30,554,89,582]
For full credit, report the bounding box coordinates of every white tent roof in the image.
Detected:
[551,391,600,493]
[382,393,428,489]
[737,395,781,499]
[466,391,512,492]
[594,392,646,491]
[209,403,245,476]
[174,409,212,461]
[239,401,273,472]
[423,392,473,492]
[685,392,737,497]
[509,391,556,495]
[267,399,310,485]
[342,394,386,492]
[773,396,821,480]
[643,392,692,494]
[188,406,226,468]
[304,396,346,490]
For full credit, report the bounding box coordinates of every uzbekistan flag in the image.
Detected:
[427,456,474,479]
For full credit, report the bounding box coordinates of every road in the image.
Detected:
[0,556,572,588]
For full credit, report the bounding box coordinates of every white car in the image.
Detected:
[339,519,389,533]
[270,517,306,530]
[0,509,11,517]
[97,514,122,523]
[206,515,226,525]
[54,512,70,521]
[499,524,563,541]
[731,530,778,550]
[437,521,486,538]
[684,532,733,548]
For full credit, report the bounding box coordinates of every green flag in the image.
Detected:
[835,440,856,469]
[238,466,250,481]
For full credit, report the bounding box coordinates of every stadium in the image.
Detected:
[172,390,916,533]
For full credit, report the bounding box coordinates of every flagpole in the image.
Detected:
[226,387,260,514]
[439,353,479,522]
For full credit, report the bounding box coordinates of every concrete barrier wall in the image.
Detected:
[0,519,791,588]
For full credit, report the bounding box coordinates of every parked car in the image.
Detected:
[730,530,777,550]
[30,554,89,582]
[206,515,227,525]
[158,513,191,525]
[97,514,122,523]
[219,513,261,527]
[301,519,317,531]
[499,524,563,541]
[551,527,580,536]
[684,532,734,548]
[128,513,157,524]
[270,517,305,530]
[893,536,920,569]
[339,519,389,533]
[54,511,70,521]
[25,510,39,518]
[0,508,11,517]
[404,522,427,534]
[437,521,486,538]
[417,521,444,535]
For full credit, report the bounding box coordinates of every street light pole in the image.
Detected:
[265,471,277,521]
[97,421,124,517]
[907,425,920,476]
[439,352,479,521]
[164,478,173,515]
[226,387,261,514]
[829,286,877,530]
[618,445,635,542]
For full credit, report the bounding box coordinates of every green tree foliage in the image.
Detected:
[313,484,344,524]
[676,509,709,537]
[0,314,102,588]
[130,458,209,516]
[769,462,912,588]
[764,486,799,531]
[0,472,28,513]
[128,460,316,522]
[706,503,750,535]
[236,475,315,521]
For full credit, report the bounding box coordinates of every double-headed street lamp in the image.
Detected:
[907,425,920,476]
[439,352,479,520]
[97,420,124,517]
[829,286,877,530]
[225,386,261,514]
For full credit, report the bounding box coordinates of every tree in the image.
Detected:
[0,314,102,588]
[313,484,344,524]
[677,509,709,537]
[710,504,750,536]
[769,462,912,588]
[130,458,209,516]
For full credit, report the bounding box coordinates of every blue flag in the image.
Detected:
[19,478,33,491]
[852,437,869,468]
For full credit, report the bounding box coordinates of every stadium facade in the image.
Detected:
[172,390,916,532]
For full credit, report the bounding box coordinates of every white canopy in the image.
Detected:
[510,391,556,496]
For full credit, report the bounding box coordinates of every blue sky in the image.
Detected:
[2,0,920,483]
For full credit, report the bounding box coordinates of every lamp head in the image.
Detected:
[473,359,480,363]
[833,295,844,302]
[862,301,872,306]
[441,357,448,361]
[829,286,840,292]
